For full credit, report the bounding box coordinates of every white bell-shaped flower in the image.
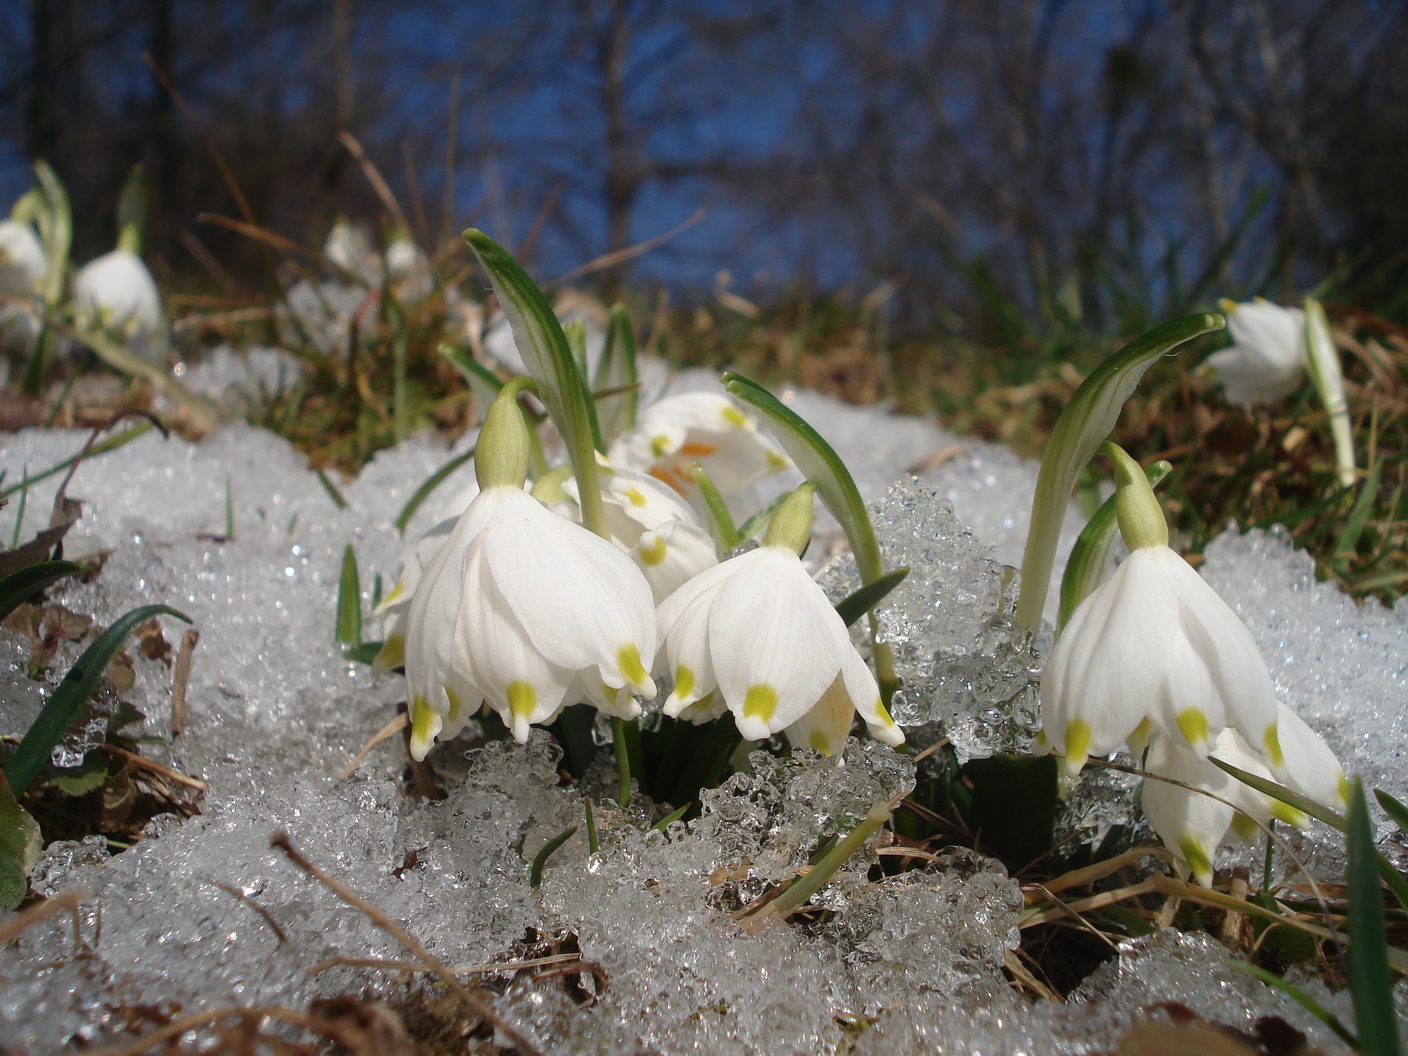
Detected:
[563,457,720,602]
[74,248,162,344]
[1040,445,1282,778]
[608,391,790,498]
[0,219,47,296]
[401,390,657,758]
[655,484,902,754]
[385,235,433,303]
[1202,298,1306,405]
[1140,702,1346,885]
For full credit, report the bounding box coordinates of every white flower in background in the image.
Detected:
[0,219,47,295]
[608,391,790,499]
[385,234,433,303]
[74,249,163,345]
[564,457,719,602]
[324,218,380,286]
[1202,298,1306,405]
[1140,703,1346,886]
[402,391,657,758]
[1040,444,1282,778]
[655,483,902,755]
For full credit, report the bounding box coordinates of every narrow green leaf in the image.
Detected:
[1332,460,1381,567]
[0,422,156,500]
[1016,313,1224,632]
[1058,460,1171,633]
[1375,789,1408,839]
[1230,961,1360,1050]
[463,230,608,536]
[688,463,740,551]
[1210,757,1346,831]
[1346,778,1401,1056]
[315,468,348,511]
[530,824,578,888]
[341,641,384,665]
[0,772,41,910]
[0,561,82,623]
[395,447,476,536]
[653,801,691,833]
[5,604,192,795]
[1304,297,1356,490]
[721,370,900,700]
[835,567,909,628]
[224,479,238,538]
[584,796,598,854]
[336,545,362,646]
[439,343,504,407]
[596,304,640,435]
[10,472,28,548]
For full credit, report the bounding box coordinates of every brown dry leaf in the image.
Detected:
[135,617,173,663]
[105,649,136,693]
[306,996,429,1056]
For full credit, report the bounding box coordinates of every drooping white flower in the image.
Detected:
[1139,702,1346,885]
[1202,298,1306,405]
[1040,444,1282,778]
[74,248,162,345]
[655,484,902,755]
[385,235,433,303]
[324,218,380,286]
[0,219,48,295]
[563,457,719,602]
[401,390,657,758]
[607,391,790,499]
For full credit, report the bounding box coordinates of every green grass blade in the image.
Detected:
[0,561,83,623]
[463,229,608,536]
[0,420,156,501]
[721,370,899,699]
[1332,460,1381,567]
[1230,961,1360,1050]
[439,343,504,407]
[335,544,362,647]
[530,824,579,888]
[596,304,640,436]
[315,468,348,511]
[1210,757,1346,831]
[4,604,192,795]
[1346,778,1401,1056]
[1304,297,1356,490]
[1015,313,1224,632]
[395,447,476,535]
[835,567,909,628]
[1057,460,1171,633]
[688,463,739,551]
[1375,789,1408,839]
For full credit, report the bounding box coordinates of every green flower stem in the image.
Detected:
[1015,313,1224,633]
[612,717,645,809]
[720,371,898,702]
[22,162,73,395]
[767,802,892,918]
[688,463,740,551]
[463,229,609,539]
[1304,297,1356,491]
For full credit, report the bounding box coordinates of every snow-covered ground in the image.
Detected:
[1,352,1403,1053]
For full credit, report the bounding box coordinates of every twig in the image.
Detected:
[0,888,91,947]
[339,132,411,235]
[270,833,545,1056]
[97,744,207,790]
[337,712,408,780]
[205,878,288,943]
[309,950,582,976]
[170,628,199,736]
[548,209,705,287]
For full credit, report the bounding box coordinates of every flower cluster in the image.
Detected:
[387,381,901,763]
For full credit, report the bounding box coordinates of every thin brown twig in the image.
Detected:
[170,628,199,737]
[97,744,207,791]
[205,878,288,943]
[308,950,582,976]
[548,209,705,287]
[339,132,411,234]
[270,832,545,1056]
[0,888,92,947]
[337,713,408,780]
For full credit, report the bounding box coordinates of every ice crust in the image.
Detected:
[0,364,1400,1053]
